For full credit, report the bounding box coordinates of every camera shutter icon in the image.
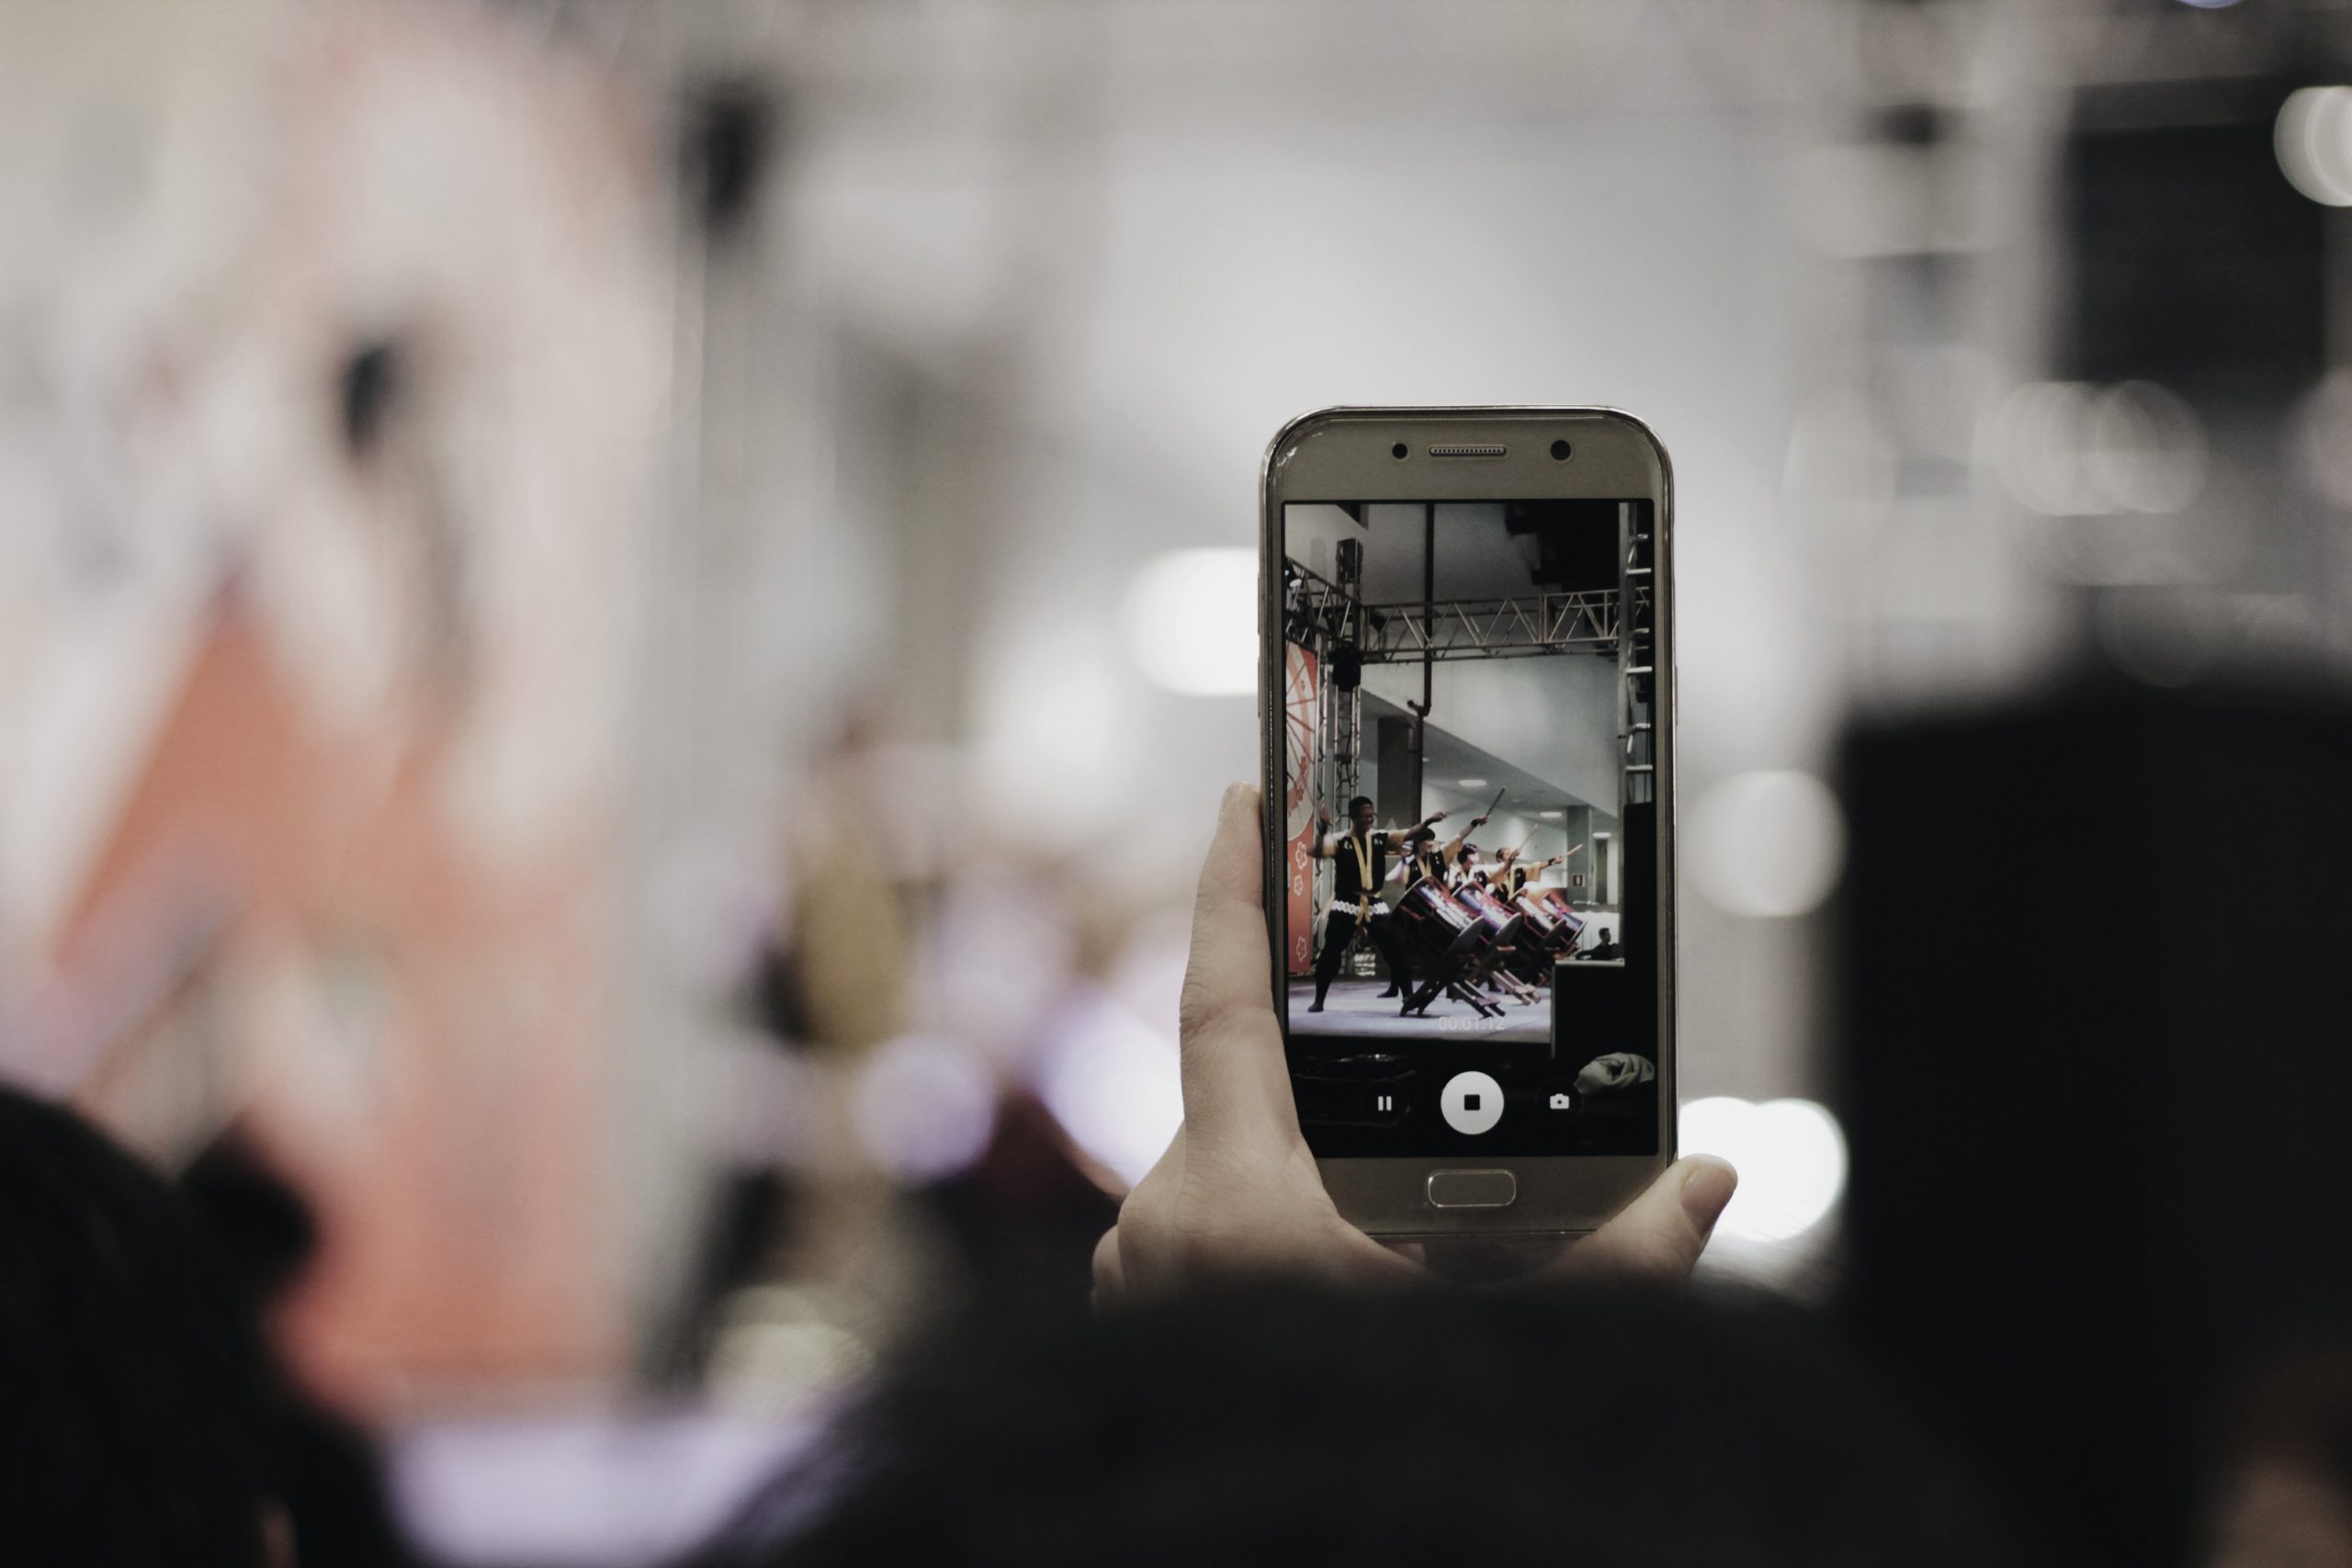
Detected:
[1548,1091,1573,1111]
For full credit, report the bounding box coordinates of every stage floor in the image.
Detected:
[1287,976,1547,1043]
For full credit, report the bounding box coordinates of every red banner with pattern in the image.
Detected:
[1283,643,1320,976]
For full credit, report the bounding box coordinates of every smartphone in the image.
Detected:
[1260,407,1674,1236]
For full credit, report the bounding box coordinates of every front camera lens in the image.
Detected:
[1550,439,1572,461]
[1391,442,1409,459]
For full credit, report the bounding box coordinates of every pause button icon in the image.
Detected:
[1374,1094,1395,1113]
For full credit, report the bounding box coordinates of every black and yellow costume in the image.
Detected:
[1311,829,1417,1010]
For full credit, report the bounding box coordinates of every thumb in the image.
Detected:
[1176,784,1299,1152]
[1550,1156,1736,1281]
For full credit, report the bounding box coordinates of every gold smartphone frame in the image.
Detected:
[1260,406,1676,1237]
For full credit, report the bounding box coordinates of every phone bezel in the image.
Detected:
[1259,406,1677,1237]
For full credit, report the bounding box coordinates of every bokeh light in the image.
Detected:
[1687,770,1847,919]
[1125,548,1258,696]
[2278,86,2352,207]
[1987,380,2206,517]
[1034,987,1183,1186]
[852,1034,999,1182]
[1679,1096,1848,1244]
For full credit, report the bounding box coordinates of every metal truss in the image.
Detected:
[1281,558,1356,649]
[1360,590,1626,662]
[1284,558,1631,662]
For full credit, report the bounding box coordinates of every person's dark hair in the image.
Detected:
[0,1089,279,1566]
[1457,843,1478,863]
[697,1278,2014,1568]
[181,1136,322,1309]
[180,1136,421,1568]
[1347,795,1374,814]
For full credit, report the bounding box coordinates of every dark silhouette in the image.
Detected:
[0,1089,279,1567]
[691,1278,2015,1568]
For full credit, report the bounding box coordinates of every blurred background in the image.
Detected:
[4,0,2347,1561]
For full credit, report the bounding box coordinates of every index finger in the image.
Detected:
[1176,784,1301,1151]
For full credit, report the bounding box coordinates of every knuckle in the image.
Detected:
[1175,973,1226,1039]
[1178,972,1260,1044]
[1115,1185,1151,1230]
[1162,1212,1234,1274]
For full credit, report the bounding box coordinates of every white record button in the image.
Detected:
[1439,1071,1505,1135]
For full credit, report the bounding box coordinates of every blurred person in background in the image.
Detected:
[655,715,927,1383]
[179,1139,419,1568]
[1,1086,288,1567]
[763,716,916,1066]
[696,1277,2014,1568]
[665,714,1123,1387]
[1839,673,2352,1567]
[0,1087,422,1568]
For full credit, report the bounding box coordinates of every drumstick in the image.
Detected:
[1530,842,1585,877]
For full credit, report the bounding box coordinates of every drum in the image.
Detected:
[1453,882,1521,935]
[1394,879,1478,965]
[1517,893,1584,954]
[1511,892,1583,981]
[1536,891,1588,947]
[1453,883,1543,998]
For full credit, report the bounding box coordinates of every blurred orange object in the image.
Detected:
[47,600,623,1414]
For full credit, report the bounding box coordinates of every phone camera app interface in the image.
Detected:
[1281,500,1659,1157]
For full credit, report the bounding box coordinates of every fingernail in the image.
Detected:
[1679,1158,1737,1237]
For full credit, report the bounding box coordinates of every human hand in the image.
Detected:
[1091,784,1736,1306]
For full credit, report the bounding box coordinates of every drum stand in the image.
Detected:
[1462,916,1542,1009]
[1399,925,1508,1019]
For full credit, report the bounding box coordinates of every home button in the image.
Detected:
[1425,1169,1518,1210]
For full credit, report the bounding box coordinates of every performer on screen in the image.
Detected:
[1489,846,1528,901]
[1308,796,1447,1012]
[1490,846,1570,902]
[1402,807,1488,897]
[1398,827,1439,895]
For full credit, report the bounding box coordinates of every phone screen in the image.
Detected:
[1279,499,1659,1158]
